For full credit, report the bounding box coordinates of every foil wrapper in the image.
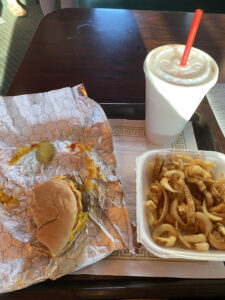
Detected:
[0,85,133,293]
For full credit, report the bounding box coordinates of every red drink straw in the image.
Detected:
[180,9,203,66]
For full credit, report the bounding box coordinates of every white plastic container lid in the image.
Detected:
[136,148,225,261]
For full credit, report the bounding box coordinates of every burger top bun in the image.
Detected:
[31,178,78,257]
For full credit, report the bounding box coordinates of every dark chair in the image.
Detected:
[77,0,225,13]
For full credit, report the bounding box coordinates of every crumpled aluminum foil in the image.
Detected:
[0,84,133,293]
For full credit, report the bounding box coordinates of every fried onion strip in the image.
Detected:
[202,200,223,222]
[156,234,177,247]
[183,234,207,243]
[184,185,195,224]
[208,232,225,250]
[195,242,209,252]
[146,200,157,227]
[152,187,169,227]
[152,224,177,242]
[170,197,186,227]
[154,155,164,181]
[195,212,213,236]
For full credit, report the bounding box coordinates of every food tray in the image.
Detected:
[136,148,225,261]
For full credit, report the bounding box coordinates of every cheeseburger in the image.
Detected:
[31,176,88,257]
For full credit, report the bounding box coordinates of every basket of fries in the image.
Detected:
[136,149,225,261]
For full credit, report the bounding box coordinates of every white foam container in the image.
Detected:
[136,148,225,261]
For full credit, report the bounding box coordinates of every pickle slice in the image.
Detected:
[36,141,55,163]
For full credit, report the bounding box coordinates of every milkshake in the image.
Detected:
[144,44,219,145]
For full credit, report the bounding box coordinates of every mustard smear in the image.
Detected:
[0,185,19,209]
[66,142,100,192]
[8,143,38,166]
[16,280,22,286]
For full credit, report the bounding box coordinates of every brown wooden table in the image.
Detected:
[5,8,225,299]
